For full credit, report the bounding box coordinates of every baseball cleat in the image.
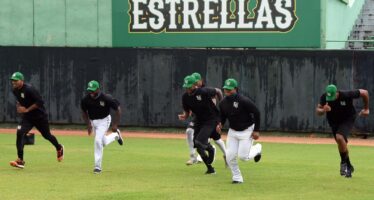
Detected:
[93,168,102,174]
[254,153,262,163]
[205,167,216,175]
[116,129,123,146]
[232,181,243,184]
[10,158,25,169]
[340,163,347,176]
[57,145,64,162]
[344,164,354,178]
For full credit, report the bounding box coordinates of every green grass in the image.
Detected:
[0,134,374,200]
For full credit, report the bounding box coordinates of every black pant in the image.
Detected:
[16,116,61,160]
[193,121,217,166]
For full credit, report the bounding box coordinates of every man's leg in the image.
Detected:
[186,127,198,165]
[10,118,33,168]
[334,120,355,178]
[34,116,64,161]
[34,117,62,150]
[92,116,111,172]
[226,129,242,183]
[195,124,216,174]
[335,133,352,177]
[101,116,120,147]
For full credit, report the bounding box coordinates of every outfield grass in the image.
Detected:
[0,134,374,200]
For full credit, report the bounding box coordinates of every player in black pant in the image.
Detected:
[9,72,64,169]
[316,84,369,178]
[178,75,222,174]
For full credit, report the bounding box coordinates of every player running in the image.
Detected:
[217,78,262,184]
[9,72,64,169]
[179,75,221,174]
[81,80,124,174]
[316,84,369,178]
[190,72,227,167]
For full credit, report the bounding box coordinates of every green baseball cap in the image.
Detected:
[87,80,100,92]
[10,72,24,81]
[325,84,337,101]
[191,72,202,81]
[223,78,238,90]
[182,75,196,88]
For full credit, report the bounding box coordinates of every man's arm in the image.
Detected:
[215,88,223,102]
[178,110,190,121]
[16,102,39,113]
[359,89,370,116]
[111,106,122,132]
[81,110,92,135]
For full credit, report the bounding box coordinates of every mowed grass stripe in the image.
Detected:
[0,134,374,200]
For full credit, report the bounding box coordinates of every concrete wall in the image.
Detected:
[1,47,373,133]
[0,0,111,47]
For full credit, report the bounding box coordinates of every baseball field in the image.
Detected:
[1,130,374,200]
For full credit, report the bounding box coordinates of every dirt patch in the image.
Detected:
[0,128,373,147]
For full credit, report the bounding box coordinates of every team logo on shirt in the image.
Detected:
[340,101,346,106]
[233,102,239,108]
[196,95,202,101]
[100,101,105,107]
[21,93,25,98]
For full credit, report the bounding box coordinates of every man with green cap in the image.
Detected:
[189,72,227,168]
[81,80,123,174]
[9,72,64,169]
[316,84,369,178]
[178,75,222,174]
[216,78,262,184]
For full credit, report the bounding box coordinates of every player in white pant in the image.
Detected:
[91,115,121,171]
[81,80,124,174]
[217,78,262,184]
[185,122,202,165]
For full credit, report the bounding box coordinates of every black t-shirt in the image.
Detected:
[182,87,219,124]
[12,83,47,119]
[319,90,360,125]
[81,93,120,120]
[219,93,260,131]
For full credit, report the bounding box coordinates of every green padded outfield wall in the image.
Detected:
[0,0,112,47]
[113,0,321,48]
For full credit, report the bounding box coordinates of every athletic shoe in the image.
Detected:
[232,181,243,184]
[207,145,216,165]
[10,158,25,169]
[205,167,216,175]
[57,145,64,162]
[340,163,347,176]
[254,153,262,163]
[116,129,123,146]
[345,165,353,178]
[345,164,354,178]
[93,168,102,174]
[223,155,229,168]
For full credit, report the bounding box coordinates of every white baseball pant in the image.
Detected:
[91,115,118,170]
[226,125,262,182]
